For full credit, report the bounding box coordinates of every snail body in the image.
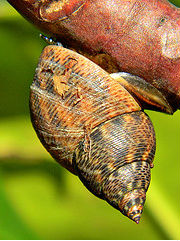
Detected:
[30,44,156,223]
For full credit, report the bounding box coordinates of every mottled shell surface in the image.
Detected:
[30,45,156,223]
[30,45,141,172]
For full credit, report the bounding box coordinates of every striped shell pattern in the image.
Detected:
[30,44,156,223]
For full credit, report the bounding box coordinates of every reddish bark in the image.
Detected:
[7,0,180,111]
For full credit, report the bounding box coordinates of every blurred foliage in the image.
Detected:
[0,0,180,239]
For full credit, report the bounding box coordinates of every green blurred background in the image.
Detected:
[0,0,179,239]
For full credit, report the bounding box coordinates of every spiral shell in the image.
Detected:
[30,44,156,223]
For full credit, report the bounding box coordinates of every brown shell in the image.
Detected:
[30,45,141,173]
[30,45,156,223]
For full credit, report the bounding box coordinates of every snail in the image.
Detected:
[30,37,173,223]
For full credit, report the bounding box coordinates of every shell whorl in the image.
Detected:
[30,45,140,174]
[73,111,156,223]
